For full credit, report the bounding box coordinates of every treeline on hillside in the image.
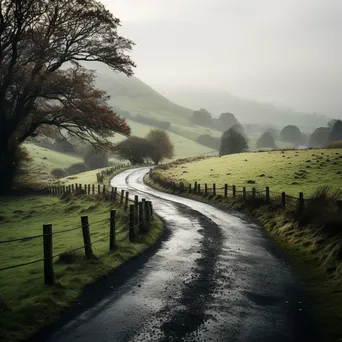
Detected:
[113,107,171,130]
[190,108,241,132]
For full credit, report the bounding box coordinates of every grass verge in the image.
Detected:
[145,173,342,342]
[0,194,163,342]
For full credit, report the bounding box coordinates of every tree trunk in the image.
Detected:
[0,138,17,195]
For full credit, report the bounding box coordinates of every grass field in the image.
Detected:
[0,194,162,342]
[161,149,342,196]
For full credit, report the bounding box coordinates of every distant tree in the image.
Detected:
[330,120,342,142]
[231,123,246,137]
[280,125,303,145]
[309,127,331,147]
[196,135,221,150]
[219,128,248,156]
[256,132,276,149]
[263,127,280,141]
[191,108,213,127]
[214,112,239,131]
[147,129,174,164]
[116,137,153,164]
[84,145,109,170]
[328,119,338,128]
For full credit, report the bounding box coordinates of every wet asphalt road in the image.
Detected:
[43,167,318,342]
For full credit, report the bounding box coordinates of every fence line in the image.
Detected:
[148,168,334,211]
[0,186,155,286]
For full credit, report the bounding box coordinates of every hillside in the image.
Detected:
[158,88,331,132]
[93,64,192,123]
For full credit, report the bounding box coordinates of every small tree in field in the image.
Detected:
[116,137,153,165]
[219,128,248,156]
[280,125,303,145]
[146,129,174,164]
[256,132,276,149]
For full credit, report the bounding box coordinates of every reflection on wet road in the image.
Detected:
[44,167,318,342]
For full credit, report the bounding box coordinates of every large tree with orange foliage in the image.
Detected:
[0,0,135,193]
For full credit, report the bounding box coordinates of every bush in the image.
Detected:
[83,145,109,170]
[196,134,221,150]
[51,168,68,178]
[66,163,88,175]
[326,140,342,149]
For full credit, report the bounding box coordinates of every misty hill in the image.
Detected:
[93,64,192,123]
[157,88,331,132]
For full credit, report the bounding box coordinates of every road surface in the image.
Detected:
[41,167,318,342]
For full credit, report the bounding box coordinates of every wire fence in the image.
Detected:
[149,168,342,211]
[0,186,155,286]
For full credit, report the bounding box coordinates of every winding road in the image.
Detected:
[41,167,318,342]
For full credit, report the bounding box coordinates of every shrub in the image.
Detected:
[83,145,109,170]
[196,134,221,150]
[66,163,88,175]
[51,168,68,178]
[326,140,342,149]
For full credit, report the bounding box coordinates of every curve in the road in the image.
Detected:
[36,167,319,342]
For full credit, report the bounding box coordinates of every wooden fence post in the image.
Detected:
[109,209,116,251]
[188,183,192,194]
[71,184,75,194]
[213,183,216,196]
[197,184,201,194]
[194,181,197,194]
[91,184,94,195]
[243,187,246,201]
[204,183,208,197]
[120,190,124,205]
[43,224,54,286]
[129,205,135,242]
[87,184,90,195]
[299,192,304,211]
[266,187,270,204]
[145,200,151,224]
[113,187,117,201]
[124,191,129,211]
[252,187,256,202]
[139,201,145,233]
[97,184,100,195]
[134,195,139,223]
[111,187,114,201]
[81,216,93,258]
[232,185,236,198]
[281,192,286,208]
[102,185,106,198]
[224,184,228,198]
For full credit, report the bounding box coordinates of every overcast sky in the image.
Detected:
[101,0,342,117]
